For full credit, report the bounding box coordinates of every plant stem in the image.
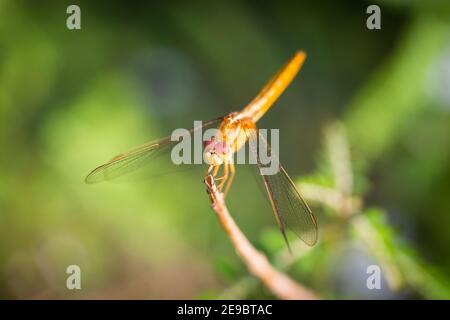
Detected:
[204,175,318,300]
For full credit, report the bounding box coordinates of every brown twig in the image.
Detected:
[204,175,318,300]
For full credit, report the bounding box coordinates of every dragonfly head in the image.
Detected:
[203,137,229,166]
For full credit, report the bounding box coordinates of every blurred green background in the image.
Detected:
[1,0,449,299]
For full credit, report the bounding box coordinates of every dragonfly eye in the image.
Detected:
[203,137,216,149]
[214,141,229,155]
[204,139,228,156]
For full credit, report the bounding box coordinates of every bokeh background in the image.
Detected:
[0,0,449,299]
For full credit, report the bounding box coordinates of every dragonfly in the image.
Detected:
[85,51,318,247]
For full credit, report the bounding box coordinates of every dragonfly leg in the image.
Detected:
[223,162,235,197]
[212,164,221,177]
[206,165,222,183]
[217,162,229,192]
[223,128,239,196]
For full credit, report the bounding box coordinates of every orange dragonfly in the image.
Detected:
[86,51,318,246]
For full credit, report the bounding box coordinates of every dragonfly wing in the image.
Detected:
[85,117,224,184]
[85,140,168,184]
[246,128,318,247]
[262,166,318,246]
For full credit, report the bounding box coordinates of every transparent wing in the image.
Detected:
[246,128,318,247]
[85,117,224,184]
[262,166,318,246]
